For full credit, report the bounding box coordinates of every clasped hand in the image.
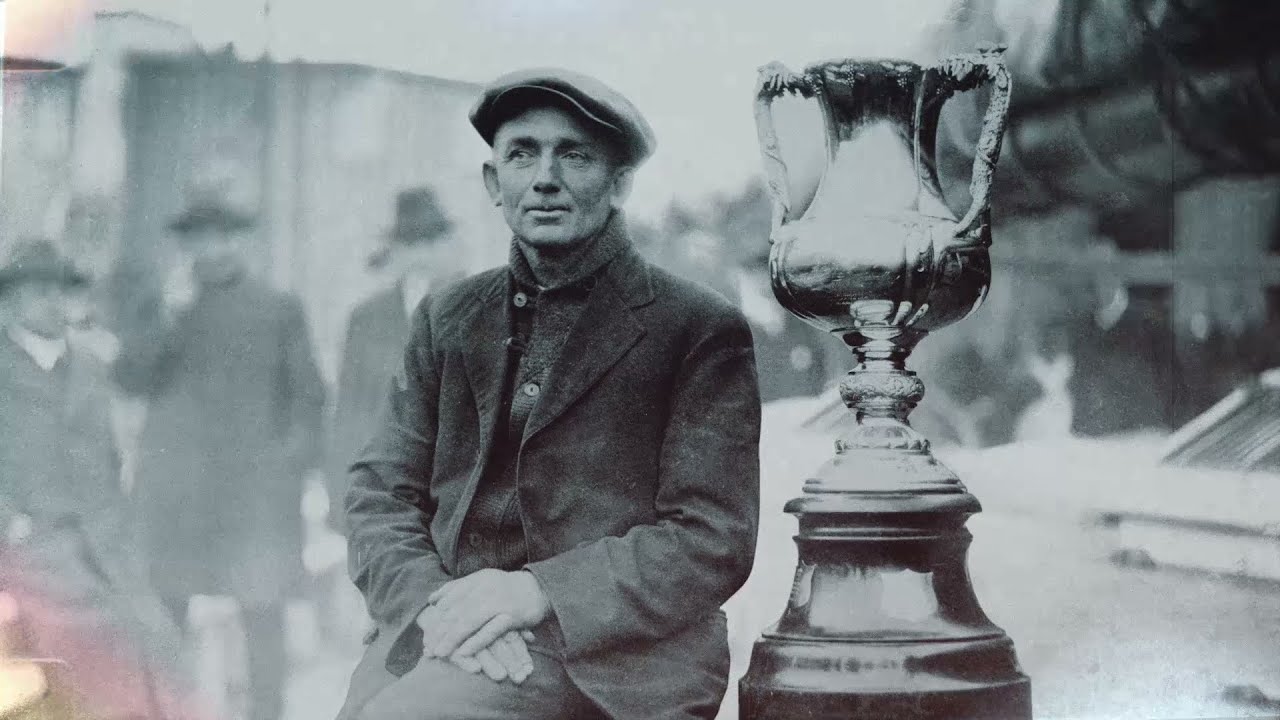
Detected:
[416,569,550,685]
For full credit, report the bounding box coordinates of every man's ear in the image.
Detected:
[482,161,502,206]
[609,166,635,210]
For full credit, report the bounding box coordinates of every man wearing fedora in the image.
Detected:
[113,199,326,720]
[338,69,761,720]
[326,187,463,534]
[0,239,184,719]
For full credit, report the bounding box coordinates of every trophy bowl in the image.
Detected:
[754,48,1011,491]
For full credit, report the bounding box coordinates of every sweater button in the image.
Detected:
[468,532,483,548]
[513,292,529,308]
[523,382,541,398]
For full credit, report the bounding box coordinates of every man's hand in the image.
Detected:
[418,569,551,661]
[443,629,535,684]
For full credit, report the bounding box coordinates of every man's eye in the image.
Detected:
[563,151,589,163]
[507,149,534,162]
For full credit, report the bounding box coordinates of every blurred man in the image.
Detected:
[0,239,182,719]
[327,187,461,533]
[112,198,326,720]
[338,69,761,719]
[735,243,839,403]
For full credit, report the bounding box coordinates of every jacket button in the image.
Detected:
[523,382,541,397]
[513,292,529,308]
[468,532,483,547]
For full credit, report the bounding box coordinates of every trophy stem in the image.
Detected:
[842,328,923,425]
[795,330,965,494]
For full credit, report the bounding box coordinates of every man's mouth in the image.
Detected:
[526,206,570,222]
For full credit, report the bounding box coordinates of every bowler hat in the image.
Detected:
[367,187,455,269]
[168,203,256,236]
[469,68,656,166]
[0,239,90,294]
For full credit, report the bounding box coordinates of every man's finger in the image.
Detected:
[472,647,508,683]
[426,603,497,658]
[520,630,535,642]
[451,614,518,659]
[500,632,534,683]
[488,634,522,683]
[490,633,531,685]
[426,589,498,656]
[448,652,481,674]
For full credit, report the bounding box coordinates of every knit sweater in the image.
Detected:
[453,213,629,577]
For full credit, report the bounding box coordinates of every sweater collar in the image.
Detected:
[509,211,630,293]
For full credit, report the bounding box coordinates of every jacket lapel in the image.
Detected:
[460,272,514,466]
[523,250,653,442]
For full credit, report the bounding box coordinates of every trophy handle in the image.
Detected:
[931,46,1012,238]
[754,62,815,232]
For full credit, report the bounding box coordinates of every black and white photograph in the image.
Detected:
[1,1,1278,718]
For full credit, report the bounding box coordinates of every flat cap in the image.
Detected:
[469,68,656,166]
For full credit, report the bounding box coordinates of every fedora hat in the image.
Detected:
[386,187,454,242]
[0,239,90,294]
[367,187,455,269]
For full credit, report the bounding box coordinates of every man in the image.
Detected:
[112,198,327,720]
[327,186,461,533]
[0,239,183,719]
[338,69,761,720]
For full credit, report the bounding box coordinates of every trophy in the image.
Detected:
[738,48,1032,719]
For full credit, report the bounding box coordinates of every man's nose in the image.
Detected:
[531,155,563,193]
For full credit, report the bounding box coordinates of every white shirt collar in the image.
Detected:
[7,325,68,372]
[401,276,431,319]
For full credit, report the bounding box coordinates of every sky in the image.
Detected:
[3,0,958,219]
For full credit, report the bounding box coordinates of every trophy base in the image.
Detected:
[740,634,1030,720]
[738,467,1030,720]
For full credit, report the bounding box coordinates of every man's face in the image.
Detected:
[181,228,246,282]
[484,104,633,251]
[5,281,70,338]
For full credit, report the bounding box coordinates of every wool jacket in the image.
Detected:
[341,216,762,718]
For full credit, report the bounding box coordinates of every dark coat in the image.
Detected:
[341,244,762,718]
[113,272,326,606]
[326,285,409,531]
[0,334,182,718]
